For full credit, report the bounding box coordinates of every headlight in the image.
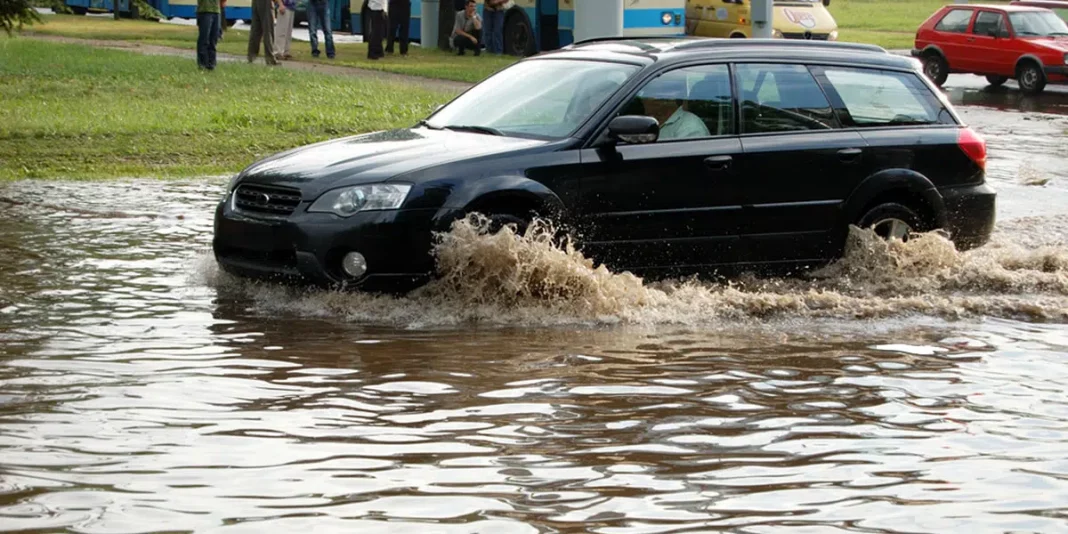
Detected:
[828,30,839,41]
[308,184,412,217]
[1063,53,1068,65]
[772,29,784,39]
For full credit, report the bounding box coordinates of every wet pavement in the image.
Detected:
[2,88,1068,533]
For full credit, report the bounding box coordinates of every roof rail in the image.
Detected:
[569,35,696,47]
[672,38,887,54]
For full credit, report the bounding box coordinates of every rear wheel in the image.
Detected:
[503,11,536,56]
[857,203,927,242]
[922,53,949,87]
[985,75,1008,87]
[71,6,88,14]
[1016,61,1046,95]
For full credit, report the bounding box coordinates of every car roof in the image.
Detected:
[532,37,916,71]
[947,3,1051,11]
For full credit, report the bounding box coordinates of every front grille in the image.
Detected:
[233,184,302,218]
[782,32,830,41]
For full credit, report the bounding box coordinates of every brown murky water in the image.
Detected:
[2,98,1068,533]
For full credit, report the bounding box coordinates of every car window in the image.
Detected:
[618,65,734,141]
[972,11,1009,37]
[935,9,974,32]
[735,63,838,134]
[1009,10,1068,36]
[426,59,639,139]
[821,67,953,127]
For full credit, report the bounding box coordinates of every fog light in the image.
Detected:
[342,252,367,278]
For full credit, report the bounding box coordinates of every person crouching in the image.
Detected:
[452,0,481,56]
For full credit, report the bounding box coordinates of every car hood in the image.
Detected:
[1026,36,1068,52]
[236,128,549,194]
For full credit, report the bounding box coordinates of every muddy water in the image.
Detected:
[3,103,1068,533]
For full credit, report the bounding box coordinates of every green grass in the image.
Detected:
[829,0,1011,49]
[0,38,456,180]
[25,14,515,83]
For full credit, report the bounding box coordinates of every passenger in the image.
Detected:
[196,0,221,70]
[273,0,296,60]
[385,0,411,56]
[248,0,281,65]
[308,0,336,59]
[365,0,387,60]
[482,0,509,55]
[641,79,709,140]
[452,0,482,56]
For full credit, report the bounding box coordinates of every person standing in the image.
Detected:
[365,0,386,60]
[274,0,296,60]
[482,0,508,55]
[307,0,336,59]
[248,0,281,65]
[196,0,221,70]
[451,0,481,56]
[385,0,410,56]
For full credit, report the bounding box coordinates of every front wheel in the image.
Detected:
[1017,62,1046,95]
[922,53,949,87]
[71,6,88,14]
[985,75,1008,87]
[857,203,927,242]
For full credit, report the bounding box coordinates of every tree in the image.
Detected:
[1,0,41,35]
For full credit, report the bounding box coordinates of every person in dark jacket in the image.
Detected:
[385,0,410,56]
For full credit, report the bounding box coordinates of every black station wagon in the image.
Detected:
[213,38,996,290]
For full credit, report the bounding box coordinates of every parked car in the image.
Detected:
[213,38,995,291]
[913,3,1068,94]
[1011,0,1068,24]
[687,0,838,41]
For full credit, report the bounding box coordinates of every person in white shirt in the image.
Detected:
[366,0,387,60]
[637,78,709,140]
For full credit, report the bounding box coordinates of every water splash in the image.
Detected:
[202,215,1068,325]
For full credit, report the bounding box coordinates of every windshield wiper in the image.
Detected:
[1049,32,1068,36]
[441,125,505,136]
[416,119,443,130]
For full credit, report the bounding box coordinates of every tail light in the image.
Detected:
[958,127,987,171]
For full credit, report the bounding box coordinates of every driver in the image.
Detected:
[637,77,709,140]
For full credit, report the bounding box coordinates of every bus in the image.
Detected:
[66,0,254,25]
[351,0,686,56]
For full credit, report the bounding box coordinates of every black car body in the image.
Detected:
[213,38,996,290]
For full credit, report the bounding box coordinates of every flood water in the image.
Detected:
[2,89,1068,533]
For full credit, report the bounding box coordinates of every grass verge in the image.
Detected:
[24,14,515,83]
[0,38,456,180]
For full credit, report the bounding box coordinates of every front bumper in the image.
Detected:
[940,182,996,251]
[212,196,450,291]
[1044,65,1068,81]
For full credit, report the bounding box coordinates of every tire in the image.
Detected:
[985,75,1008,87]
[729,33,746,38]
[857,202,927,242]
[1016,61,1046,95]
[503,11,536,57]
[71,6,88,14]
[486,213,530,236]
[225,18,238,27]
[922,53,949,87]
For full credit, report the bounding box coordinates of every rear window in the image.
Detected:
[820,67,955,127]
[935,8,974,32]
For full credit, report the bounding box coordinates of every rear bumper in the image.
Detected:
[940,182,996,250]
[212,197,450,292]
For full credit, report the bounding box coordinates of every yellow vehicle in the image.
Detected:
[686,0,838,41]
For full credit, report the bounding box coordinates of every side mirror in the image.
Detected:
[608,116,659,144]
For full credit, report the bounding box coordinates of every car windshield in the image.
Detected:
[423,59,640,139]
[1009,10,1068,35]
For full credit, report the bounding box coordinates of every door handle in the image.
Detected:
[967,37,975,42]
[837,148,863,162]
[704,155,732,171]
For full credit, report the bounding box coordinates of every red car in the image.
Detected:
[913,3,1068,94]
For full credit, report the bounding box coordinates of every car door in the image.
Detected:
[969,10,1017,76]
[575,64,744,274]
[932,7,979,72]
[731,62,869,265]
